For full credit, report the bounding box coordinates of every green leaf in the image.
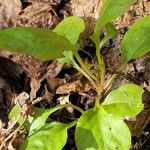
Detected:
[20,122,68,150]
[0,27,77,61]
[75,107,131,150]
[54,16,85,44]
[98,23,118,49]
[58,50,74,65]
[121,16,150,64]
[9,105,25,126]
[29,105,71,135]
[91,0,136,43]
[102,84,144,117]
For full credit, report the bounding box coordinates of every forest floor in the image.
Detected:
[0,0,150,149]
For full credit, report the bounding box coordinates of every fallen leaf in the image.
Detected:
[0,0,21,28]
[16,0,59,27]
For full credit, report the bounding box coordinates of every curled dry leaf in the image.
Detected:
[47,78,65,92]
[56,80,83,94]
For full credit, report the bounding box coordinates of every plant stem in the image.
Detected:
[104,74,118,91]
[73,50,99,83]
[95,96,102,108]
[96,44,105,87]
[72,56,102,94]
[96,36,110,88]
[67,120,78,129]
[54,103,85,114]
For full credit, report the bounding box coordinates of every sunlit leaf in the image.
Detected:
[75,107,131,150]
[20,122,68,150]
[54,16,85,44]
[102,84,144,117]
[121,16,150,64]
[0,27,77,61]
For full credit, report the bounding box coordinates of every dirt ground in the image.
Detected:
[0,0,150,149]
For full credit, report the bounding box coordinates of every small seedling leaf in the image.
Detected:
[121,16,150,64]
[9,105,25,126]
[105,23,118,39]
[0,27,77,61]
[102,84,144,118]
[98,23,118,48]
[75,107,131,150]
[20,122,68,150]
[91,0,136,43]
[54,16,85,44]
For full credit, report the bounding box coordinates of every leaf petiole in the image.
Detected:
[67,120,78,129]
[104,74,118,92]
[72,59,102,94]
[53,103,85,114]
[73,50,99,83]
[95,96,102,108]
[96,35,112,88]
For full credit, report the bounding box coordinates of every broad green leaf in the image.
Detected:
[102,84,144,117]
[20,122,68,150]
[75,107,131,150]
[91,0,136,44]
[54,16,85,44]
[0,27,77,61]
[121,16,150,64]
[9,105,25,126]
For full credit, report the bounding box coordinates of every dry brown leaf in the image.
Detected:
[47,78,65,92]
[0,51,63,100]
[115,0,150,29]
[126,109,150,136]
[56,80,82,94]
[0,0,21,28]
[70,0,100,18]
[16,0,59,27]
